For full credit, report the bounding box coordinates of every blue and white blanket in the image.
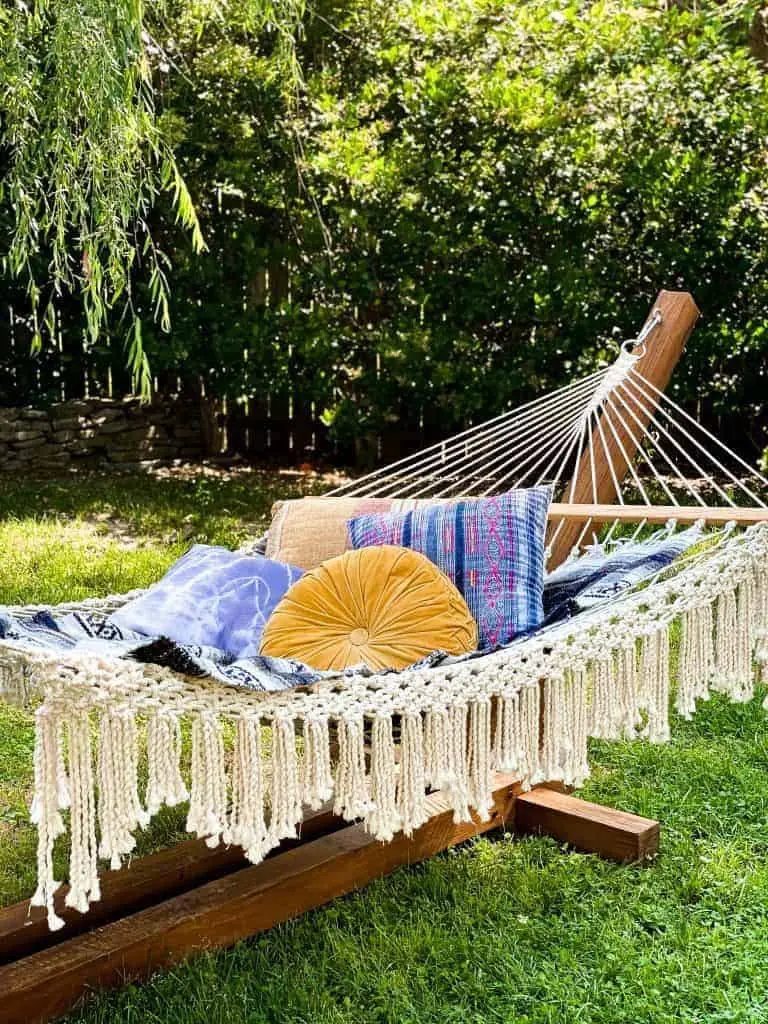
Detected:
[0,527,703,692]
[0,606,451,692]
[0,607,327,692]
[542,524,703,625]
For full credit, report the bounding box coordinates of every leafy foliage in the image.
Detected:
[0,0,304,391]
[2,1,767,457]
[136,0,768,454]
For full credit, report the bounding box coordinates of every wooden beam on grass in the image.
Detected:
[515,787,659,862]
[0,804,342,965]
[0,773,524,1024]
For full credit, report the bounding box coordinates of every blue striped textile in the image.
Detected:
[348,489,552,650]
[542,525,703,625]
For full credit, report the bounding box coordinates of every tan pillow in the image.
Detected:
[266,495,464,570]
[260,545,477,671]
[265,497,394,570]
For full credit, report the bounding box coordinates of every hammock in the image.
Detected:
[1,290,767,934]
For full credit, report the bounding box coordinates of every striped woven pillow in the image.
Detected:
[348,488,551,650]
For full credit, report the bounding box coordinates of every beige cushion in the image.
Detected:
[266,497,393,570]
[266,495,463,570]
[260,545,477,671]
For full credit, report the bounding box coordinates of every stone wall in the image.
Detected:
[0,396,204,472]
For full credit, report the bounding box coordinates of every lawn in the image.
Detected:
[1,468,768,1024]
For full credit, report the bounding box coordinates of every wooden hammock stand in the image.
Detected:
[3,291,766,1023]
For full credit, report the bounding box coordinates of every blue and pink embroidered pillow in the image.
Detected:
[347,488,551,650]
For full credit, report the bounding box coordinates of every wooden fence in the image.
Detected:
[0,303,447,467]
[220,393,448,467]
[2,300,762,470]
[2,303,159,406]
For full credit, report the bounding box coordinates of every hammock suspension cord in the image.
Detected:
[327,319,766,566]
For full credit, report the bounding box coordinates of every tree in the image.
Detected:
[0,0,304,390]
[750,5,768,64]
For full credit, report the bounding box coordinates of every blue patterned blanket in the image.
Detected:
[0,607,324,692]
[542,524,703,625]
[0,527,702,692]
[0,605,452,692]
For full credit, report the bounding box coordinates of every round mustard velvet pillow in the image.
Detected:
[260,545,477,672]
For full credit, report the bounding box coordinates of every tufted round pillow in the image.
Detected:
[260,545,477,672]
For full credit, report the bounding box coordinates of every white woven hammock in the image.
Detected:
[2,324,767,931]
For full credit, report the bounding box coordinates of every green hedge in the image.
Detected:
[13,1,768,459]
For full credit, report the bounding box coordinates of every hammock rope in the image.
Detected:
[328,327,766,569]
[628,369,768,505]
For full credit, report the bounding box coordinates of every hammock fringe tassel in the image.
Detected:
[11,528,768,930]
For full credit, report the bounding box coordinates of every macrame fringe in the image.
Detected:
[146,711,188,815]
[711,585,754,702]
[755,558,768,688]
[540,671,589,787]
[187,713,228,848]
[66,711,100,913]
[467,698,494,821]
[333,714,372,821]
[637,627,671,743]
[366,715,401,841]
[398,712,427,836]
[676,602,714,719]
[301,715,334,811]
[424,706,451,792]
[447,703,471,823]
[25,552,768,933]
[97,710,149,871]
[268,714,302,844]
[589,656,614,740]
[227,715,272,862]
[30,708,67,930]
[421,704,473,822]
[493,685,540,789]
[616,643,642,739]
[590,644,641,740]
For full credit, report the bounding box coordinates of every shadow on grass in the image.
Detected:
[0,465,333,548]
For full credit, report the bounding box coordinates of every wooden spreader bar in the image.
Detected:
[548,289,700,568]
[0,777,659,1023]
[548,503,768,526]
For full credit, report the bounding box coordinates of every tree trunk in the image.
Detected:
[750,6,768,66]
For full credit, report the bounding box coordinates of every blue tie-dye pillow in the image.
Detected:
[109,545,304,659]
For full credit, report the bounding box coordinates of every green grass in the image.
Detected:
[0,466,326,605]
[1,468,767,1023]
